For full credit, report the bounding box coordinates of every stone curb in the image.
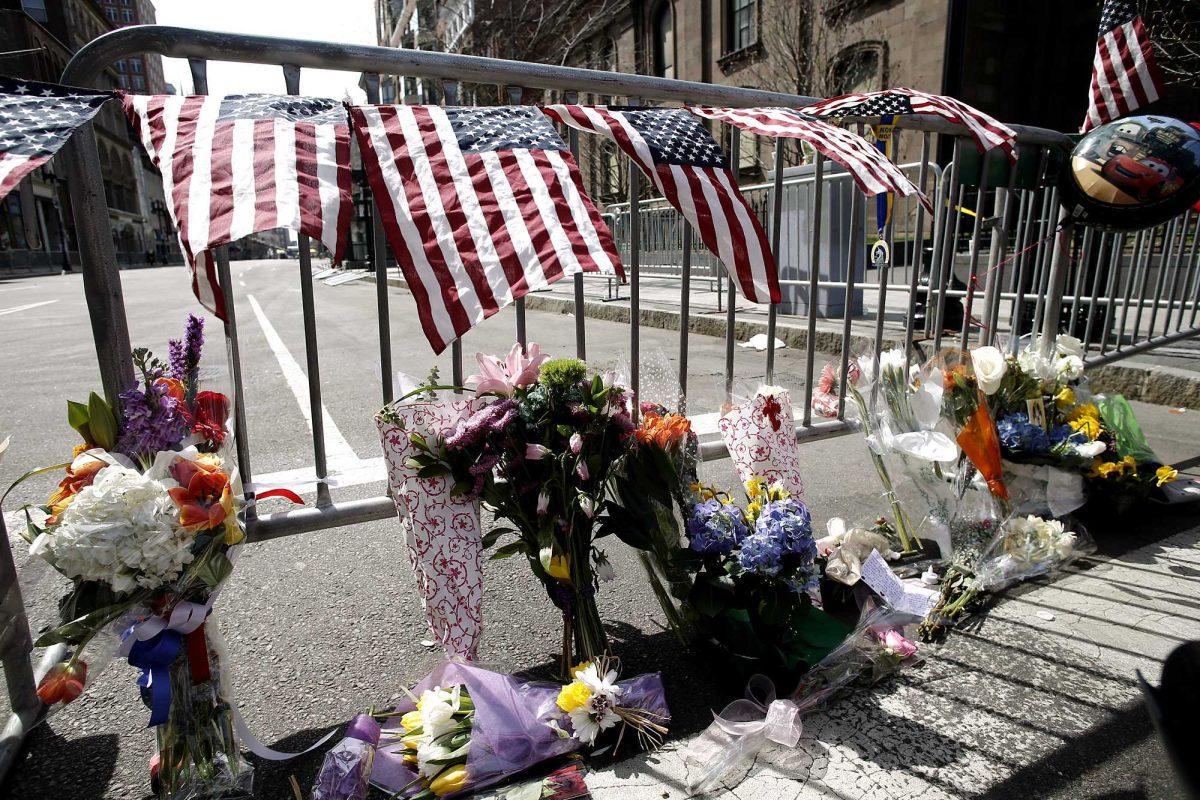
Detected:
[366,273,1200,408]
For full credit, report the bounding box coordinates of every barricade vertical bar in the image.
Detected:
[982,187,1013,345]
[1007,188,1037,353]
[766,138,785,383]
[837,188,864,418]
[960,150,992,349]
[903,133,931,366]
[1037,208,1074,355]
[1029,188,1059,341]
[802,153,825,427]
[365,73,394,404]
[628,155,641,417]
[724,131,740,404]
[508,85,528,348]
[1178,214,1200,330]
[1131,226,1158,345]
[1099,233,1125,356]
[1068,226,1094,332]
[933,147,965,352]
[679,224,693,411]
[564,91,586,360]
[1118,231,1147,350]
[442,79,465,388]
[1082,231,1110,352]
[924,146,952,337]
[0,511,39,782]
[1148,217,1180,336]
[1166,212,1197,331]
[284,63,332,506]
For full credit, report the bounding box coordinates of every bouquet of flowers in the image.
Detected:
[370,660,668,798]
[969,337,1176,514]
[399,344,637,665]
[684,606,921,794]
[919,513,1093,641]
[6,315,252,799]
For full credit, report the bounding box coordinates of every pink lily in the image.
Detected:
[569,432,583,454]
[880,629,918,659]
[526,443,550,460]
[465,342,549,397]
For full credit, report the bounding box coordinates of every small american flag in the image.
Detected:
[1083,0,1163,132]
[544,105,779,305]
[803,88,1017,161]
[0,76,112,203]
[687,106,931,212]
[122,93,352,319]
[350,104,623,353]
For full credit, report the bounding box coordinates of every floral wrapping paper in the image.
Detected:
[718,387,805,496]
[377,399,488,659]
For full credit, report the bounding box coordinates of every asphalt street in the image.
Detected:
[1,260,1199,799]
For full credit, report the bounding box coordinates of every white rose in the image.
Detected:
[970,346,1008,395]
[1055,335,1084,358]
[1017,347,1058,381]
[1057,355,1085,380]
[1075,440,1107,458]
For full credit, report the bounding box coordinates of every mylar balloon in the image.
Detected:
[1060,115,1200,231]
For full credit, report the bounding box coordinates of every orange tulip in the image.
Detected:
[45,452,107,524]
[957,401,1009,500]
[169,468,233,532]
[37,661,87,705]
[155,377,186,405]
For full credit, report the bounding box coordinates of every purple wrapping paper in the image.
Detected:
[371,662,669,797]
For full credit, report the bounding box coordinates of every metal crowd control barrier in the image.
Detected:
[2,21,1199,778]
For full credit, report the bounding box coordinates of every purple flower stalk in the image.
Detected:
[445,399,517,451]
[170,314,205,399]
[116,376,187,460]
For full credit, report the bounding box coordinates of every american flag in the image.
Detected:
[803,88,1017,162]
[1083,0,1163,132]
[687,106,931,212]
[350,104,624,353]
[544,105,779,305]
[122,93,352,319]
[0,77,113,204]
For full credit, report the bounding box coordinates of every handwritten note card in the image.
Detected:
[860,549,940,619]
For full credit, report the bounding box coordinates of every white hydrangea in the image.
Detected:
[1001,514,1076,567]
[39,464,193,593]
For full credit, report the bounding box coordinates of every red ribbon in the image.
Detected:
[256,487,305,504]
[186,623,212,685]
[762,396,783,432]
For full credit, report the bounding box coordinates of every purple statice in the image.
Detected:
[445,399,518,451]
[685,499,749,555]
[115,377,187,460]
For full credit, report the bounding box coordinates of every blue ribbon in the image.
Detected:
[874,114,895,236]
[127,629,183,727]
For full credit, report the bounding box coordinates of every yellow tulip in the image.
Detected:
[400,710,423,732]
[1055,386,1076,409]
[429,764,469,796]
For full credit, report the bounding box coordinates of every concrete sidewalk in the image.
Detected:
[590,521,1198,800]
[360,266,1200,409]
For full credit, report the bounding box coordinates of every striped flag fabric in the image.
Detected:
[803,88,1017,161]
[1083,0,1163,132]
[350,104,624,353]
[687,106,931,211]
[122,93,352,319]
[544,105,779,305]
[0,76,112,204]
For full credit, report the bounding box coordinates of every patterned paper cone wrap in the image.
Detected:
[718,386,804,495]
[377,398,488,660]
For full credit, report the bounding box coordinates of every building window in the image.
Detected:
[652,1,674,79]
[131,59,142,73]
[105,7,117,20]
[727,0,755,53]
[122,8,134,22]
[116,59,128,72]
[117,74,129,89]
[827,42,887,97]
[131,75,144,90]
[20,0,48,23]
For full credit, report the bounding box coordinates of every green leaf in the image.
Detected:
[449,481,474,498]
[86,392,118,451]
[408,431,429,450]
[2,460,71,509]
[67,400,93,443]
[488,540,527,560]
[195,551,234,589]
[417,463,449,479]
[481,527,516,549]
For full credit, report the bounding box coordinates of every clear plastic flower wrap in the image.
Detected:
[370,660,669,798]
[684,605,922,794]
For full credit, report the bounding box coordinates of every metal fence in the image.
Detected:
[2,22,1198,777]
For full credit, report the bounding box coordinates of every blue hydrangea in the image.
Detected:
[753,498,816,558]
[997,412,1051,454]
[737,531,784,575]
[685,499,749,555]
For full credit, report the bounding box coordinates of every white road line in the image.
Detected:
[246,293,358,465]
[0,283,41,293]
[0,300,57,317]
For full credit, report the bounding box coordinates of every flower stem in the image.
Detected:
[850,386,917,554]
